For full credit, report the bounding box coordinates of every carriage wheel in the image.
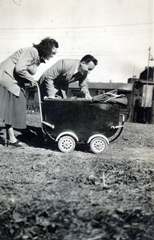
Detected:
[58,135,76,153]
[90,137,108,154]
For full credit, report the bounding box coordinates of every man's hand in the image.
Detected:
[44,95,55,100]
[85,93,92,100]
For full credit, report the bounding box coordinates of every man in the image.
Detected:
[39,54,98,100]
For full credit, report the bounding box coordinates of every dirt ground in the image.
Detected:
[0,113,154,240]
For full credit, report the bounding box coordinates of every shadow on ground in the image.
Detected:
[14,125,90,153]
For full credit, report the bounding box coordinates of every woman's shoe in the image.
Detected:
[6,139,24,148]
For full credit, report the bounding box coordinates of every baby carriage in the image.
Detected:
[30,81,127,154]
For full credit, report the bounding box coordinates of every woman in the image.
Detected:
[0,37,59,147]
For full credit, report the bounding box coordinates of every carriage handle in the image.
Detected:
[110,114,125,130]
[27,80,42,119]
[27,80,55,130]
[108,114,125,143]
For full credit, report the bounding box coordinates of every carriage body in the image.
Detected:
[41,99,124,153]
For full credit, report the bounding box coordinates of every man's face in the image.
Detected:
[78,61,96,75]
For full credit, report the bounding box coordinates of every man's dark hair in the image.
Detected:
[33,37,59,60]
[80,54,98,66]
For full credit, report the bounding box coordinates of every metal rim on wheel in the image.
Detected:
[58,135,76,153]
[90,137,108,154]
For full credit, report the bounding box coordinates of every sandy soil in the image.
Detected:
[0,114,154,240]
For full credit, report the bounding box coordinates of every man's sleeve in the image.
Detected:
[79,77,90,95]
[44,59,64,96]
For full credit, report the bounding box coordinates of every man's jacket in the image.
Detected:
[39,59,90,98]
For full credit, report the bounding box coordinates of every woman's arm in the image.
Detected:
[15,48,39,81]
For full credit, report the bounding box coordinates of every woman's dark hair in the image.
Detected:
[80,54,98,66]
[33,37,59,60]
